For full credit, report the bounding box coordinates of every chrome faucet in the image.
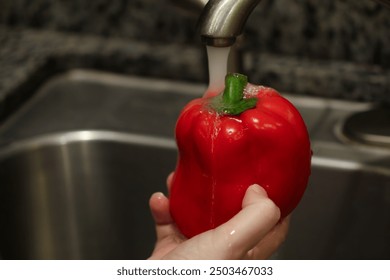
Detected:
[172,0,262,71]
[198,0,262,47]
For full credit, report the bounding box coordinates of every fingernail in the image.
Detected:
[151,192,166,200]
[249,184,267,196]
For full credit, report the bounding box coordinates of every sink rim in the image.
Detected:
[1,129,389,179]
[0,130,176,160]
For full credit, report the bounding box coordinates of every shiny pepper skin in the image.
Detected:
[169,73,312,238]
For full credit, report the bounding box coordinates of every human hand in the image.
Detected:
[148,173,290,260]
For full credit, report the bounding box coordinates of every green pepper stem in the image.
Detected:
[212,73,258,116]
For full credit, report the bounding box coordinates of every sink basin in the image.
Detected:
[1,69,389,259]
[0,131,176,259]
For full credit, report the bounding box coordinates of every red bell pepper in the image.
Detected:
[170,73,311,238]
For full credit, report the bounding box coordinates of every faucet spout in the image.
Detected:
[198,0,262,47]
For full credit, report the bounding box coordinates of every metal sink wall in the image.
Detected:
[0,69,389,259]
[0,132,176,259]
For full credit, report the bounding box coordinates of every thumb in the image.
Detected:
[211,184,281,259]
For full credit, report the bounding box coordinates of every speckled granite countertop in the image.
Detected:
[0,25,389,123]
[0,26,208,122]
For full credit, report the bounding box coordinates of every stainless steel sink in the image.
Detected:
[0,69,389,259]
[0,131,176,259]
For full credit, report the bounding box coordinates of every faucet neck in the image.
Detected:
[198,0,262,47]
